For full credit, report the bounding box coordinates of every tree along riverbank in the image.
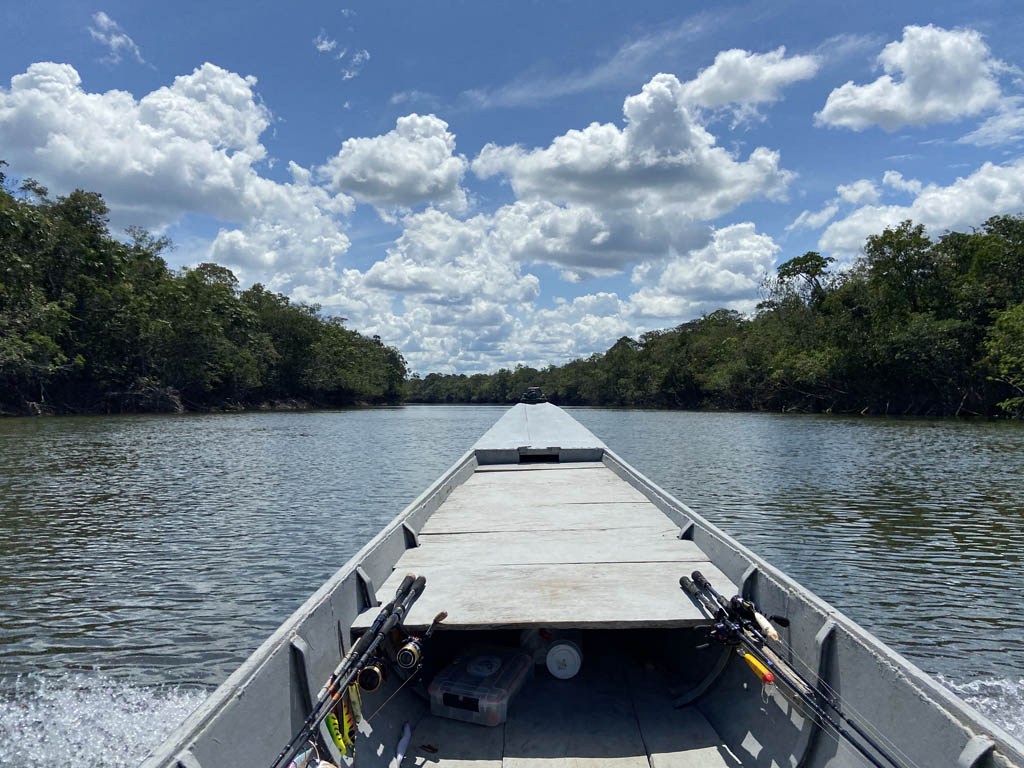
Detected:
[0,163,406,416]
[407,217,1024,418]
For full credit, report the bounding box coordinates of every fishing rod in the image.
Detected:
[269,574,426,768]
[681,571,908,768]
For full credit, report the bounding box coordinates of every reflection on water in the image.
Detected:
[1,406,1022,763]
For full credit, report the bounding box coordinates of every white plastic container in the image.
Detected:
[545,640,583,679]
[428,646,532,726]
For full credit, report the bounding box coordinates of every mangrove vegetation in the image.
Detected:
[0,163,406,415]
[407,216,1024,418]
[3,160,1022,418]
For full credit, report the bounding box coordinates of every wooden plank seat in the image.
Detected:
[353,462,734,633]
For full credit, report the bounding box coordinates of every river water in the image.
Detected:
[0,407,1021,766]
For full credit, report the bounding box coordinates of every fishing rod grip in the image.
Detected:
[394,573,416,600]
[348,622,382,660]
[679,575,700,597]
[379,611,402,637]
[395,575,426,617]
[691,570,710,590]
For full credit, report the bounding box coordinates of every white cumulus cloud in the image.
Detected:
[787,203,840,232]
[882,170,923,196]
[471,73,793,276]
[959,97,1024,147]
[816,25,1004,131]
[629,223,779,318]
[836,179,879,205]
[680,46,819,110]
[0,61,354,286]
[820,158,1024,256]
[318,113,469,218]
[342,49,369,80]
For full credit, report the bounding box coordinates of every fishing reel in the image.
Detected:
[395,610,448,671]
[357,658,387,692]
[396,637,424,670]
[707,613,744,647]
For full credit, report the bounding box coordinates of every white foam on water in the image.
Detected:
[0,672,207,768]
[939,675,1024,741]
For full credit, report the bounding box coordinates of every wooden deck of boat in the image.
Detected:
[353,461,736,633]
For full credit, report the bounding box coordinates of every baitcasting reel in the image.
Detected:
[357,659,387,692]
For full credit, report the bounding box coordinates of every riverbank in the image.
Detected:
[0,394,400,417]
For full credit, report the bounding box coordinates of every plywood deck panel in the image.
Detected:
[630,667,742,768]
[474,462,607,472]
[354,561,734,631]
[401,530,707,568]
[442,471,649,507]
[350,451,732,633]
[401,716,505,767]
[419,501,674,535]
[465,466,637,489]
[502,658,650,768]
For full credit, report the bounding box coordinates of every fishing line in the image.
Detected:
[761,631,923,768]
[682,574,913,768]
[751,626,911,768]
[365,668,419,722]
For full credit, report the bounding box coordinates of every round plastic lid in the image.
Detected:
[545,641,582,679]
[468,654,503,677]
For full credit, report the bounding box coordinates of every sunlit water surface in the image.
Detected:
[1,407,1021,765]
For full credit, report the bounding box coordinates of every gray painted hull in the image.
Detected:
[142,404,1024,768]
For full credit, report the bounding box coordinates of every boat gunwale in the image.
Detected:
[601,447,1024,765]
[140,446,480,768]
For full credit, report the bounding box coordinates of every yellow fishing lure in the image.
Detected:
[326,711,347,756]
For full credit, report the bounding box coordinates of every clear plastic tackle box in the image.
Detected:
[428,646,533,726]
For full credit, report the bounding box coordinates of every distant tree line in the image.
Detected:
[407,216,1024,418]
[0,162,406,415]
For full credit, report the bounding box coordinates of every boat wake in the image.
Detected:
[939,675,1024,741]
[0,672,206,768]
[0,670,1019,766]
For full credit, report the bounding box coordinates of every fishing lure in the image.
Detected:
[326,711,347,756]
[347,683,363,723]
[341,696,356,751]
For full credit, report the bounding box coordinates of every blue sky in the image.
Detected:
[2,1,1023,373]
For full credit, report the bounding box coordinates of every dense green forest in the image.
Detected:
[4,158,1022,419]
[0,162,406,415]
[407,216,1024,418]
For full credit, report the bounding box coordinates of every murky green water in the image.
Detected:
[1,407,1022,765]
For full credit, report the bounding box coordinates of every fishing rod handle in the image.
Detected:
[392,576,427,622]
[401,575,427,608]
[691,570,710,590]
[694,570,733,612]
[679,575,700,596]
[394,573,416,601]
[345,573,417,665]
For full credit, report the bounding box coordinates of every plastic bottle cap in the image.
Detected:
[545,641,582,680]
